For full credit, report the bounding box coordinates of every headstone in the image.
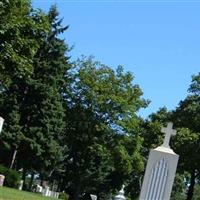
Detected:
[42,186,50,197]
[55,192,59,198]
[36,184,43,193]
[0,175,5,186]
[0,117,4,133]
[114,185,126,200]
[18,180,23,190]
[0,118,5,186]
[139,122,179,200]
[90,194,97,200]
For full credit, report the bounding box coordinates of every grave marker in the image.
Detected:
[139,122,179,200]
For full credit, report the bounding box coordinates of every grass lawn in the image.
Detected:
[0,186,60,200]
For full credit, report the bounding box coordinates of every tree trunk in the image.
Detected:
[28,171,35,191]
[69,185,81,200]
[10,148,17,169]
[57,178,62,192]
[22,168,27,190]
[40,174,44,186]
[186,170,196,200]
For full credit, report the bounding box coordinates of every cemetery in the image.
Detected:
[0,0,200,200]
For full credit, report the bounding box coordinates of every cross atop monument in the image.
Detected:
[161,122,176,148]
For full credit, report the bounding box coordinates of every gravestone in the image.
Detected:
[114,185,126,200]
[42,186,50,196]
[0,117,4,133]
[90,194,97,200]
[36,184,43,193]
[139,122,179,200]
[0,175,5,186]
[0,117,5,187]
[18,180,23,190]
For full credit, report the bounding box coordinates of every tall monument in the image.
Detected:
[139,122,179,200]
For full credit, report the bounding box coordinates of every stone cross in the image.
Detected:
[161,122,176,148]
[0,117,4,134]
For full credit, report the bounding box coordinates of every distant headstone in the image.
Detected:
[0,117,4,133]
[36,184,43,193]
[42,186,50,197]
[114,185,126,200]
[18,180,23,190]
[0,175,5,186]
[139,122,179,200]
[90,194,97,200]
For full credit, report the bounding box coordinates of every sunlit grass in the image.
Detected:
[0,186,59,200]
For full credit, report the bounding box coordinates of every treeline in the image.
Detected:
[0,1,200,200]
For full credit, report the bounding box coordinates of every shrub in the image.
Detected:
[0,164,20,188]
[59,192,69,200]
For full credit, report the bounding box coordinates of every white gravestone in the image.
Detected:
[0,117,5,187]
[0,117,4,133]
[114,185,126,200]
[18,180,23,190]
[42,186,50,197]
[90,194,97,200]
[36,184,43,193]
[139,122,179,200]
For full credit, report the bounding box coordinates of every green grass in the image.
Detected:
[0,186,59,200]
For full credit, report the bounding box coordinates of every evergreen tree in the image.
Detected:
[16,5,71,179]
[0,5,71,186]
[0,0,48,88]
[0,0,49,169]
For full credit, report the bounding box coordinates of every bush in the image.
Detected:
[59,192,69,200]
[0,164,20,188]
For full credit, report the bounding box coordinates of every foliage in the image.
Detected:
[193,184,200,200]
[0,0,49,88]
[15,5,71,177]
[62,57,147,200]
[0,3,71,190]
[171,73,200,200]
[141,107,171,158]
[59,192,69,200]
[172,128,199,173]
[170,173,187,200]
[0,165,20,188]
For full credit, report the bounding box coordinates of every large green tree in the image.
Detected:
[0,0,48,88]
[16,6,71,183]
[0,0,49,169]
[172,73,200,200]
[62,57,147,200]
[0,5,71,189]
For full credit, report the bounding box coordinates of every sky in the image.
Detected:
[32,0,200,118]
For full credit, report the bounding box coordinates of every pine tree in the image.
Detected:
[16,6,71,179]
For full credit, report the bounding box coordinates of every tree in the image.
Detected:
[0,5,71,189]
[0,0,48,88]
[171,128,199,200]
[172,73,200,200]
[16,5,71,181]
[0,0,49,170]
[63,57,148,200]
[141,107,171,158]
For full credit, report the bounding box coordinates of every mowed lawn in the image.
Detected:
[0,186,60,200]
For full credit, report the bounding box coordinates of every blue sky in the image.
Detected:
[33,0,200,118]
